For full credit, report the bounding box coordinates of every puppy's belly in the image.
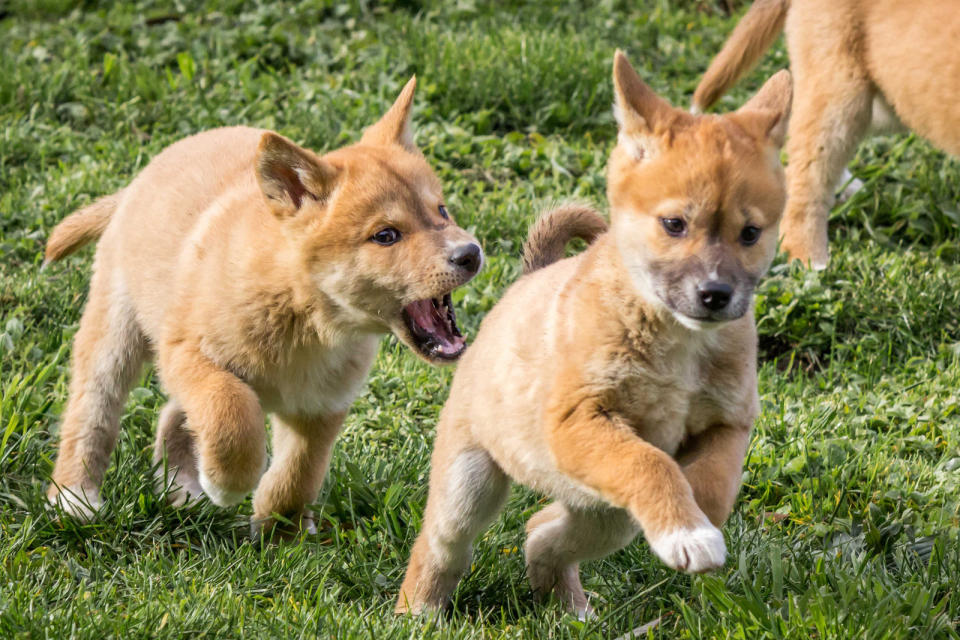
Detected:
[468,376,696,512]
[490,435,610,510]
[468,411,612,511]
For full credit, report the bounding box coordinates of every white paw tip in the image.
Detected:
[648,523,726,573]
[198,470,248,507]
[50,486,102,521]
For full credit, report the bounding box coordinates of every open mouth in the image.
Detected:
[402,293,466,361]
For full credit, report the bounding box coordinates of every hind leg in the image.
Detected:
[781,82,872,268]
[153,399,203,506]
[48,275,146,519]
[780,21,874,268]
[396,427,510,614]
[251,411,345,540]
[525,503,639,619]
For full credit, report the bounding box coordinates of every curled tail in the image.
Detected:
[44,191,122,266]
[522,203,608,274]
[692,0,790,112]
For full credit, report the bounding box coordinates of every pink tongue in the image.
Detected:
[406,299,464,354]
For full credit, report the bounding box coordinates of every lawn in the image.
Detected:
[1,1,958,637]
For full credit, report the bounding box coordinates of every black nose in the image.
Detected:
[698,281,733,311]
[450,243,482,275]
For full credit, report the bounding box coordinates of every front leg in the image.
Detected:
[158,343,266,506]
[676,424,751,527]
[251,411,346,540]
[545,390,725,573]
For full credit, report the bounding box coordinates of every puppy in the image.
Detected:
[396,52,791,618]
[44,77,483,537]
[693,0,960,269]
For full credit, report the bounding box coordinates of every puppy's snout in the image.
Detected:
[449,243,482,275]
[698,281,732,311]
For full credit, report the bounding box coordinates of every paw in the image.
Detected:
[647,523,726,573]
[395,593,445,617]
[527,559,594,619]
[781,239,829,271]
[250,511,317,542]
[198,469,249,507]
[49,485,102,521]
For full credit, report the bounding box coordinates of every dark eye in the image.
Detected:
[740,225,762,246]
[371,228,401,246]
[660,217,687,237]
[438,204,449,220]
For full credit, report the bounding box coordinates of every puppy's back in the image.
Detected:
[107,127,269,334]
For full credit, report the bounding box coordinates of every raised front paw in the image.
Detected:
[646,522,726,573]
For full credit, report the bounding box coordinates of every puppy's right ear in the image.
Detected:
[256,133,339,216]
[612,50,689,162]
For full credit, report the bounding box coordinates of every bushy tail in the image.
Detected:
[44,191,122,266]
[692,0,790,112]
[522,203,607,274]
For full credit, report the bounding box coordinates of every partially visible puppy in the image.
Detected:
[44,77,483,538]
[396,51,791,618]
[693,0,960,269]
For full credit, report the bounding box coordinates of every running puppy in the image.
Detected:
[44,77,483,537]
[395,51,791,618]
[693,0,960,269]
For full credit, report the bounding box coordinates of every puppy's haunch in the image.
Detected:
[396,51,792,618]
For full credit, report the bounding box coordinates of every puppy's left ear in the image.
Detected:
[734,69,792,148]
[360,75,418,151]
[257,133,339,216]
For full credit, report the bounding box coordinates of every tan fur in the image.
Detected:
[45,77,482,537]
[692,0,790,113]
[43,192,122,265]
[693,0,960,268]
[396,52,791,617]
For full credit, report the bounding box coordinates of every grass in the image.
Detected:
[1,1,959,637]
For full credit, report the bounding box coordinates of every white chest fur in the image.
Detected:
[250,335,379,417]
[616,329,750,455]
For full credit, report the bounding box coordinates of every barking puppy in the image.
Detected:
[44,77,483,537]
[693,0,960,269]
[396,52,791,618]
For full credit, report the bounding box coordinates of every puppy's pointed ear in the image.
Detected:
[734,69,792,148]
[612,50,680,162]
[360,75,417,151]
[256,133,338,215]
